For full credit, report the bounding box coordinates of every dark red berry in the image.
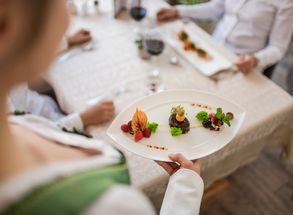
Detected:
[226,112,234,119]
[121,124,129,132]
[143,128,151,138]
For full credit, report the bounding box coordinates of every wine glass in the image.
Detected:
[144,28,165,93]
[74,0,88,16]
[129,0,147,31]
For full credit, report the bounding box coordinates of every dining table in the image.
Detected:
[47,0,293,210]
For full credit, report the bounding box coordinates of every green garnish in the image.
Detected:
[179,31,189,41]
[170,127,183,136]
[215,108,225,120]
[195,111,208,121]
[223,115,232,127]
[216,108,233,127]
[197,48,207,55]
[147,122,159,133]
[171,105,186,116]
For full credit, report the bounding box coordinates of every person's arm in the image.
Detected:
[58,100,115,133]
[254,2,293,70]
[57,112,85,133]
[157,154,203,215]
[160,169,204,215]
[176,0,225,20]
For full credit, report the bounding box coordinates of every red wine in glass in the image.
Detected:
[130,7,147,22]
[145,39,165,56]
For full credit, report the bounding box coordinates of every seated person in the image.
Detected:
[8,83,115,135]
[8,17,98,133]
[28,28,92,98]
[59,28,92,53]
[157,0,293,76]
[0,0,204,215]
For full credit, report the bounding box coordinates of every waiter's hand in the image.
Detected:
[157,8,179,22]
[156,153,201,176]
[235,55,258,74]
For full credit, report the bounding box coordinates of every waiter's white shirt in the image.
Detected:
[176,0,293,70]
[0,115,204,215]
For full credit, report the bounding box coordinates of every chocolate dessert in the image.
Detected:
[169,113,190,134]
[169,105,190,134]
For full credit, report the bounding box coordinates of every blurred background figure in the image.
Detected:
[157,0,293,77]
[59,28,92,52]
[0,1,204,214]
[8,84,115,135]
[7,25,109,135]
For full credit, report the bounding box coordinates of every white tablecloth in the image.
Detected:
[48,0,293,210]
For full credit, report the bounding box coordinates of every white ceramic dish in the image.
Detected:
[107,90,246,161]
[162,21,233,76]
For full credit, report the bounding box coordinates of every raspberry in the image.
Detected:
[226,112,234,119]
[209,113,215,119]
[121,124,129,132]
[143,128,151,138]
[134,131,143,142]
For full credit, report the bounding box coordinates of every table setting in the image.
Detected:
[47,0,293,209]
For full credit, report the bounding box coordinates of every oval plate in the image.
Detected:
[107,90,246,161]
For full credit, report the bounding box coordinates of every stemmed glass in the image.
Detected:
[129,0,147,31]
[74,0,88,16]
[144,28,165,93]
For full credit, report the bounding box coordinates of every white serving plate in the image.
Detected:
[107,90,246,161]
[162,21,233,76]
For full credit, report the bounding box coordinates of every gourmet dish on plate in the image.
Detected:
[120,105,234,141]
[177,30,211,60]
[120,108,158,142]
[195,107,234,131]
[108,90,245,161]
[169,105,190,136]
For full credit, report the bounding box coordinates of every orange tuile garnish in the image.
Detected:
[131,108,148,132]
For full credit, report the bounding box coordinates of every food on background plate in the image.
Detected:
[177,30,211,60]
[178,30,189,41]
[120,108,159,142]
[196,48,207,58]
[169,105,190,136]
[183,40,197,51]
[196,108,234,131]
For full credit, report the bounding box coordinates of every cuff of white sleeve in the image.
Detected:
[254,53,266,73]
[175,5,188,17]
[57,112,85,132]
[172,168,204,189]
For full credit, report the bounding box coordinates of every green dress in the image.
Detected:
[3,156,130,215]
